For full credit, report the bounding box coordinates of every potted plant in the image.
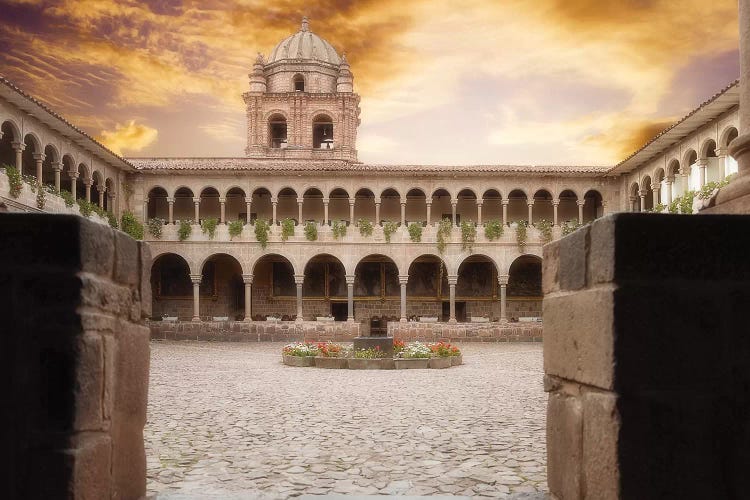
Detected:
[450,344,463,366]
[393,339,405,356]
[348,346,393,369]
[314,342,348,369]
[395,341,431,369]
[428,341,454,369]
[281,342,318,367]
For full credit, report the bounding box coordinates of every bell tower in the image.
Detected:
[242,17,361,162]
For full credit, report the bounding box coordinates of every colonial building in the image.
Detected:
[0,18,741,340]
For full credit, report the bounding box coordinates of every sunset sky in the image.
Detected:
[0,0,740,165]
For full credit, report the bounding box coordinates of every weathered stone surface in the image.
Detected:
[546,392,581,500]
[558,224,588,291]
[582,391,619,500]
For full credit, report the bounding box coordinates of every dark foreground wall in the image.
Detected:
[543,213,750,499]
[1,214,151,499]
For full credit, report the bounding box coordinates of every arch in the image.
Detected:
[293,73,305,92]
[721,126,739,148]
[60,154,76,194]
[22,133,42,178]
[302,187,324,223]
[482,188,502,223]
[312,113,333,149]
[77,162,91,181]
[507,255,542,299]
[250,187,272,224]
[354,187,376,223]
[150,252,193,320]
[199,187,220,222]
[456,254,500,322]
[224,186,246,222]
[629,182,641,212]
[700,139,717,159]
[92,170,104,188]
[302,254,348,319]
[251,253,298,319]
[667,159,681,178]
[532,189,553,224]
[268,113,287,149]
[250,252,300,276]
[379,188,401,225]
[430,187,452,199]
[457,253,500,278]
[173,186,195,222]
[200,253,245,320]
[225,186,246,199]
[404,254,449,321]
[582,190,603,222]
[76,163,90,200]
[683,149,698,168]
[653,167,665,184]
[507,189,529,224]
[406,188,427,226]
[199,252,245,275]
[23,132,42,154]
[0,121,18,167]
[147,186,169,220]
[42,144,60,187]
[641,176,654,210]
[557,189,578,223]
[0,119,21,143]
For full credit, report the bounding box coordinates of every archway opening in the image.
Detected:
[456,188,477,225]
[313,114,333,149]
[148,187,169,220]
[558,189,578,224]
[173,187,194,222]
[507,189,528,224]
[150,253,192,320]
[251,188,272,224]
[328,188,349,225]
[199,187,220,222]
[252,254,296,321]
[0,121,17,167]
[407,255,448,322]
[303,254,347,321]
[226,187,246,222]
[302,188,323,224]
[355,254,399,328]
[406,188,427,226]
[380,188,400,226]
[457,255,498,322]
[354,188,375,223]
[42,145,58,188]
[482,189,502,223]
[430,188,451,226]
[532,189,553,224]
[200,254,244,321]
[508,255,542,321]
[583,190,603,222]
[276,187,298,225]
[268,114,287,149]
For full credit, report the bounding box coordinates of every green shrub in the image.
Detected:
[76,198,94,216]
[5,165,22,198]
[178,219,193,241]
[304,221,318,241]
[358,218,373,237]
[36,185,46,209]
[121,211,144,240]
[484,219,504,241]
[254,219,270,249]
[535,219,553,244]
[201,217,218,240]
[408,222,422,243]
[228,220,244,240]
[460,220,476,252]
[382,220,398,243]
[148,218,165,239]
[332,220,347,239]
[515,221,527,250]
[59,189,75,207]
[281,217,295,241]
[107,211,118,229]
[561,220,582,235]
[436,218,452,254]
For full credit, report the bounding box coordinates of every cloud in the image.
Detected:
[98,120,158,155]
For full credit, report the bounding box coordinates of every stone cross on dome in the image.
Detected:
[301,16,309,32]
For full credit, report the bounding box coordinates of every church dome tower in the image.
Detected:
[243,17,360,161]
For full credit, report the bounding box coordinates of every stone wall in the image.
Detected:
[543,213,750,499]
[0,214,150,499]
[387,321,542,343]
[149,319,360,342]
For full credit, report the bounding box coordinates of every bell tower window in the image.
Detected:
[268,114,288,149]
[313,114,334,149]
[293,74,305,92]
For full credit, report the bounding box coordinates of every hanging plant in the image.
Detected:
[382,220,398,243]
[535,219,553,244]
[121,211,144,240]
[201,217,219,240]
[358,218,373,237]
[228,220,244,240]
[148,218,165,239]
[436,218,453,254]
[281,217,295,241]
[304,221,318,241]
[254,219,270,249]
[460,220,476,252]
[332,220,347,239]
[515,221,527,250]
[36,185,46,209]
[4,165,22,198]
[408,222,422,242]
[679,191,696,214]
[77,198,93,217]
[59,189,75,207]
[178,219,193,241]
[484,219,504,241]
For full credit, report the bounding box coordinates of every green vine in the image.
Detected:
[121,211,144,240]
[59,189,75,207]
[679,191,696,214]
[36,185,46,209]
[535,219,553,244]
[383,220,398,243]
[436,218,452,254]
[281,217,295,241]
[254,219,270,249]
[201,217,219,240]
[358,218,373,237]
[228,220,244,240]
[332,220,347,239]
[23,175,37,193]
[408,222,422,242]
[5,165,22,198]
[148,218,165,239]
[484,219,504,241]
[77,198,94,217]
[304,221,318,241]
[178,219,193,241]
[515,221,527,250]
[460,221,476,252]
[561,220,582,236]
[107,211,118,229]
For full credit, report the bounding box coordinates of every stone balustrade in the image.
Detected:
[387,321,543,343]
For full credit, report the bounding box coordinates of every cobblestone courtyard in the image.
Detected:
[146,342,547,498]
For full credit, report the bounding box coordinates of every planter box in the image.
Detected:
[315,356,348,369]
[451,354,463,366]
[283,355,316,367]
[395,358,430,369]
[430,357,453,369]
[347,358,395,370]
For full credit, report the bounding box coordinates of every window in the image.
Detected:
[293,74,305,92]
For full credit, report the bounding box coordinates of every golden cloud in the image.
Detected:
[98,120,158,155]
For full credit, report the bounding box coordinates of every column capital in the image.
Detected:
[242,274,254,285]
[190,274,202,284]
[552,199,560,206]
[10,141,25,151]
[400,200,406,206]
[349,198,356,206]
[219,197,226,204]
[527,201,535,207]
[425,201,432,206]
[451,199,457,206]
[696,158,709,167]
[665,177,674,184]
[501,199,510,206]
[476,201,483,207]
[715,147,728,158]
[374,197,381,205]
[271,197,278,204]
[294,274,305,285]
[51,161,62,170]
[498,274,509,286]
[638,190,648,198]
[296,197,304,204]
[32,152,46,162]
[166,197,175,203]
[577,200,585,206]
[345,274,355,286]
[601,201,608,207]
[650,184,660,192]
[322,197,330,204]
[193,197,200,204]
[447,275,458,286]
[68,170,79,179]
[398,275,409,285]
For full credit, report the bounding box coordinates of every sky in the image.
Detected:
[0,0,740,165]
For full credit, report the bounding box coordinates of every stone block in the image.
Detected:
[587,215,615,286]
[73,333,105,431]
[113,321,150,423]
[114,229,139,286]
[71,434,112,500]
[541,239,560,295]
[559,223,589,291]
[546,392,582,500]
[111,420,147,499]
[80,274,133,317]
[543,288,614,391]
[582,390,619,500]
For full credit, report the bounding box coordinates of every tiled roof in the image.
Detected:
[129,157,610,175]
[0,75,134,171]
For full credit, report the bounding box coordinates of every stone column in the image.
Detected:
[323,198,329,226]
[426,201,432,226]
[527,202,534,224]
[245,200,252,223]
[477,201,483,226]
[400,199,406,227]
[193,197,200,222]
[664,179,673,206]
[84,181,92,203]
[498,274,508,322]
[349,198,356,226]
[697,159,708,187]
[502,199,509,226]
[553,199,560,226]
[601,201,608,216]
[375,198,381,225]
[69,171,78,200]
[190,274,201,322]
[167,197,174,224]
[639,191,646,211]
[294,274,304,322]
[297,197,303,225]
[717,148,728,179]
[271,199,278,225]
[447,275,457,323]
[11,141,24,170]
[220,197,226,224]
[652,184,661,207]
[577,200,584,224]
[346,275,355,322]
[242,274,253,321]
[142,199,149,223]
[52,162,61,192]
[399,275,408,322]
[98,187,105,209]
[680,169,689,194]
[32,153,45,185]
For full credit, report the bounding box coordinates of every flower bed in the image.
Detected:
[282,342,318,366]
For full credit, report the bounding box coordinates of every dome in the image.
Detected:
[267,17,341,66]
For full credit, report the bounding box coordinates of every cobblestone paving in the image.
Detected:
[146,342,547,498]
